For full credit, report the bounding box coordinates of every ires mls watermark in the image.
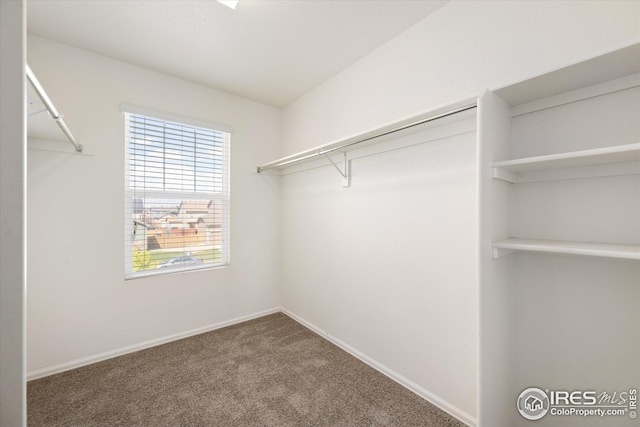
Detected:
[517,387,637,421]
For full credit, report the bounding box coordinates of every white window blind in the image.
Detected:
[124,111,230,278]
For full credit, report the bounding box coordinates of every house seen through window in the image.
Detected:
[124,110,230,278]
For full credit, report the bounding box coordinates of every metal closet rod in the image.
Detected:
[257,103,477,173]
[26,64,83,153]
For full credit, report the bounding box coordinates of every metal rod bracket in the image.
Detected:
[26,64,83,153]
[323,152,350,187]
[28,108,48,117]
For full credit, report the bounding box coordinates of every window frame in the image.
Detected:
[122,105,231,279]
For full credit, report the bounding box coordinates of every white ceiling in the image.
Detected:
[27,0,448,108]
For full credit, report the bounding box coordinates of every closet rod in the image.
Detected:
[257,103,477,173]
[26,64,83,153]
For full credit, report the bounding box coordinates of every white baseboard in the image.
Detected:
[27,307,281,381]
[281,308,477,427]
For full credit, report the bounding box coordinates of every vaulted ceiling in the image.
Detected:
[28,0,448,107]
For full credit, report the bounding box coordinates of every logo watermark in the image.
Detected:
[517,388,550,420]
[517,387,637,421]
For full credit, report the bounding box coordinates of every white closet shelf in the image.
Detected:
[492,143,640,182]
[492,238,640,260]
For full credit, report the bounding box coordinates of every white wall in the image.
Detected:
[279,1,640,425]
[282,0,640,155]
[0,1,26,425]
[26,36,282,376]
[280,117,479,424]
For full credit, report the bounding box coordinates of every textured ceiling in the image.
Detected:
[27,0,448,107]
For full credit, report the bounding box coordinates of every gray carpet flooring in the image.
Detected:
[28,312,466,426]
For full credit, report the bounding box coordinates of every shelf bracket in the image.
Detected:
[492,167,517,183]
[323,152,350,187]
[492,246,515,259]
[28,107,48,117]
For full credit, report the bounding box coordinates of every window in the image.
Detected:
[124,108,230,278]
